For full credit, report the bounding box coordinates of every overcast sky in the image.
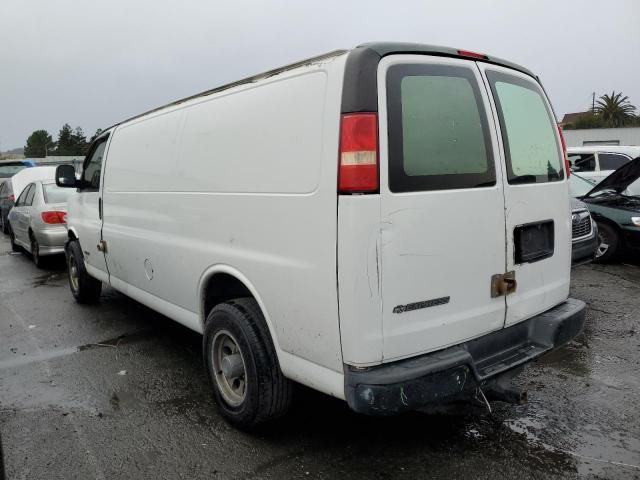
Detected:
[1,0,639,150]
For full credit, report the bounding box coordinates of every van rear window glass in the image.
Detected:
[487,71,563,184]
[386,64,495,192]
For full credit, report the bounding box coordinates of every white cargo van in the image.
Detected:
[56,43,585,428]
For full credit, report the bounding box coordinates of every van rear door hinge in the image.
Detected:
[491,271,517,298]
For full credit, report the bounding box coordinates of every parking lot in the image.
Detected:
[0,234,638,479]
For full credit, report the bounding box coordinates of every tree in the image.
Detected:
[89,128,103,143]
[594,91,637,127]
[54,123,75,155]
[24,130,55,158]
[71,127,87,154]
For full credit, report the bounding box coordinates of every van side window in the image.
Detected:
[386,64,495,192]
[83,140,108,189]
[569,154,596,172]
[599,153,629,171]
[487,71,563,184]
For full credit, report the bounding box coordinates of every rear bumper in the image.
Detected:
[344,298,586,415]
[35,227,67,256]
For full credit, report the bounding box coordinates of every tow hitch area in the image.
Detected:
[345,299,585,416]
[483,369,527,405]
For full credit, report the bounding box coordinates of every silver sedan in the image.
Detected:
[8,180,70,267]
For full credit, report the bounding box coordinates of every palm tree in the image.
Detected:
[594,91,636,127]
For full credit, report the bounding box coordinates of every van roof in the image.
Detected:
[103,42,536,133]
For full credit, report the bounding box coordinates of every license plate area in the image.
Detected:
[514,220,554,264]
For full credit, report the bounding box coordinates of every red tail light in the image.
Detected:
[41,211,66,224]
[338,113,378,193]
[458,49,488,60]
[8,194,15,202]
[557,125,570,177]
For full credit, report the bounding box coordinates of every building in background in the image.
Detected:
[562,127,640,147]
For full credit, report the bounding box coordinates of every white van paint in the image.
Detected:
[60,43,585,425]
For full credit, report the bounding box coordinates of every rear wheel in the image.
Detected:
[9,225,20,252]
[66,239,102,303]
[203,298,293,430]
[30,233,45,269]
[595,222,620,263]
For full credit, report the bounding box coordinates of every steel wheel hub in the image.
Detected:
[212,330,247,407]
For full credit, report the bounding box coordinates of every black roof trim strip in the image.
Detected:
[341,42,538,113]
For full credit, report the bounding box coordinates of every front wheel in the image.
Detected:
[594,222,620,264]
[66,239,102,303]
[203,298,293,430]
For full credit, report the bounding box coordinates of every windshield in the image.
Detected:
[569,174,596,197]
[43,183,72,204]
[0,164,28,178]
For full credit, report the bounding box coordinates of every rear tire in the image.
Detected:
[594,222,620,264]
[30,232,46,269]
[203,298,293,430]
[9,225,20,252]
[66,239,102,303]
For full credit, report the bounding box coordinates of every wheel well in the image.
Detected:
[202,273,253,320]
[68,230,77,240]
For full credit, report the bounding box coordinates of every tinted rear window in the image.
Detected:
[386,64,495,192]
[43,183,71,204]
[487,71,563,184]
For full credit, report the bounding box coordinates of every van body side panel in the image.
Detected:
[101,59,346,375]
[478,64,571,326]
[337,196,383,366]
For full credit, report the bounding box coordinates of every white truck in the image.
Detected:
[55,43,585,429]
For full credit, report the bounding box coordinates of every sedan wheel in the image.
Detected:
[31,236,43,268]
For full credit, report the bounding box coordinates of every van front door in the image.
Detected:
[378,55,507,362]
[75,136,110,279]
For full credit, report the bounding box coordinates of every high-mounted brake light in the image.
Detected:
[41,211,66,224]
[457,49,488,60]
[557,125,570,177]
[338,113,378,193]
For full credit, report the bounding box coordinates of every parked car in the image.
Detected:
[569,158,640,262]
[0,159,34,184]
[7,180,70,267]
[55,42,585,429]
[570,197,598,265]
[0,166,57,235]
[567,146,640,185]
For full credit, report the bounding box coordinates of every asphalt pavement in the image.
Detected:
[0,234,639,480]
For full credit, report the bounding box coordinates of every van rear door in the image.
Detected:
[377,55,507,362]
[479,64,570,327]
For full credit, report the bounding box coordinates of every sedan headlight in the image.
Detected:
[632,217,640,226]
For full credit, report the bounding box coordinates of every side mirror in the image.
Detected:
[56,164,78,188]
